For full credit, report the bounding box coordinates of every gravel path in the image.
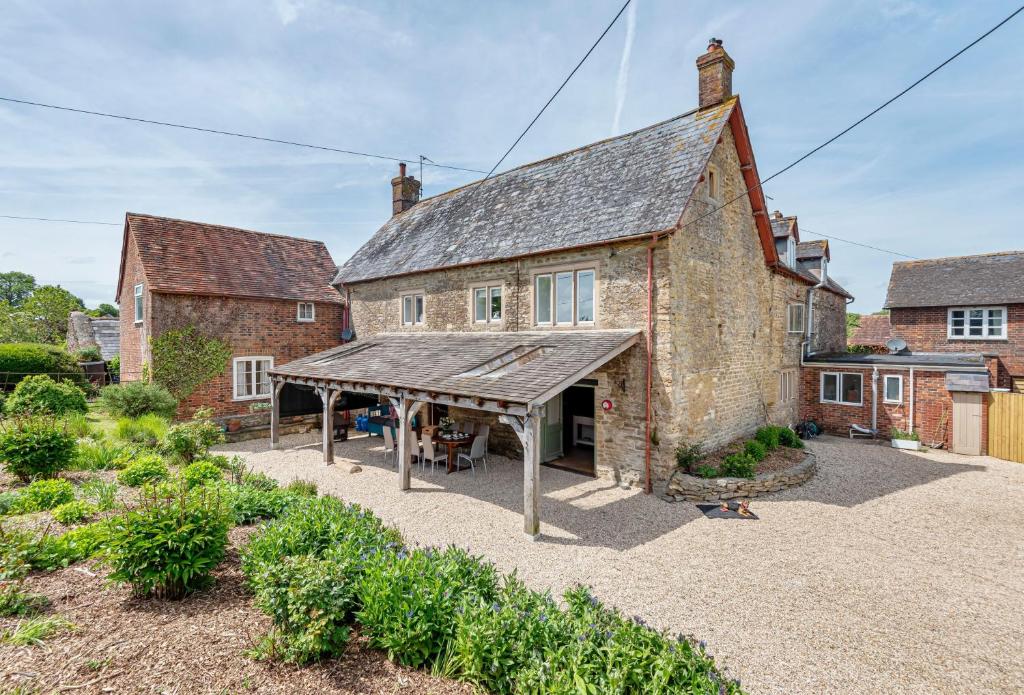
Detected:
[219,433,1024,694]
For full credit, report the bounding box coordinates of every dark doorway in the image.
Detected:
[545,384,595,476]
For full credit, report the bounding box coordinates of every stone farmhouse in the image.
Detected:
[115,213,346,419]
[800,250,1024,456]
[268,40,850,537]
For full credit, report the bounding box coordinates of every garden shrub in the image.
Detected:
[695,464,719,479]
[0,584,49,617]
[0,343,85,388]
[242,470,278,491]
[79,478,118,511]
[743,440,767,462]
[74,346,103,363]
[674,441,704,473]
[285,479,317,497]
[13,478,75,513]
[224,485,296,524]
[62,412,93,440]
[115,414,169,449]
[754,425,780,451]
[0,491,17,516]
[0,417,77,481]
[2,521,111,572]
[99,382,177,419]
[75,440,130,471]
[163,412,224,463]
[104,484,230,599]
[778,426,804,449]
[117,454,168,487]
[3,375,87,416]
[719,453,757,479]
[52,500,96,525]
[181,460,224,488]
[357,546,500,668]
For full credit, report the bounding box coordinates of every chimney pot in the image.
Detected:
[391,162,421,216]
[696,38,735,109]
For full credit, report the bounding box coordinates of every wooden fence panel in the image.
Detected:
[989,392,1024,463]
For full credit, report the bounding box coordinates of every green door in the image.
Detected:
[541,393,563,462]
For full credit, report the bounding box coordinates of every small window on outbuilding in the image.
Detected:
[883,374,902,404]
[134,283,144,324]
[706,165,720,202]
[821,372,862,406]
[297,302,315,322]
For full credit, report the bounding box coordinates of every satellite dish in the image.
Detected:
[885,337,907,355]
[342,328,355,342]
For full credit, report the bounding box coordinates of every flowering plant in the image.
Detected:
[439,417,455,433]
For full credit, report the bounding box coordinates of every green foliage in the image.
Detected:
[242,471,278,491]
[777,426,804,449]
[3,374,87,416]
[0,417,77,481]
[0,614,75,646]
[754,426,780,451]
[695,464,719,479]
[181,460,224,488]
[846,311,861,337]
[99,382,178,419]
[74,440,131,471]
[743,440,767,462]
[117,454,168,487]
[108,355,120,378]
[22,285,86,345]
[62,412,93,440]
[285,480,317,497]
[720,453,757,479]
[104,483,230,599]
[115,414,169,449]
[673,441,704,473]
[0,585,49,617]
[0,491,17,515]
[0,343,85,387]
[163,415,224,463]
[13,478,75,513]
[52,500,96,525]
[79,478,118,511]
[150,326,232,400]
[0,271,36,307]
[224,484,297,524]
[890,427,920,442]
[74,346,103,362]
[0,521,110,572]
[88,303,119,318]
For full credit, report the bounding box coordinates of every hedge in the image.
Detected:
[0,344,85,389]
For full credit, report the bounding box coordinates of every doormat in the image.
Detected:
[696,501,759,520]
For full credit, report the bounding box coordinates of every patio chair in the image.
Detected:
[476,424,490,458]
[382,426,397,467]
[420,433,448,474]
[457,434,487,475]
[406,424,423,467]
[462,421,476,434]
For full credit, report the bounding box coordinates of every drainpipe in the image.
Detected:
[871,366,879,433]
[643,234,659,494]
[909,368,915,435]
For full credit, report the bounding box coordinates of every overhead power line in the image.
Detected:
[0,95,488,176]
[0,214,120,226]
[483,0,633,179]
[799,227,917,259]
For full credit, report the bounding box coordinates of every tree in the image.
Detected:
[0,271,36,307]
[0,301,37,342]
[846,312,861,338]
[21,285,85,344]
[88,303,119,318]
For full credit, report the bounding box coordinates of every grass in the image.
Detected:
[85,401,119,439]
[0,615,75,646]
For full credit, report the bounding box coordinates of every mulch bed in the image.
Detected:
[699,440,806,475]
[0,527,472,695]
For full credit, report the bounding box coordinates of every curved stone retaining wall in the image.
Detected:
[665,452,816,502]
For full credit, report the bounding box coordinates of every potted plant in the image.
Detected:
[227,417,242,433]
[439,416,455,435]
[891,427,921,451]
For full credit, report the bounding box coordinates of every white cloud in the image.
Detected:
[273,0,302,25]
[611,0,638,135]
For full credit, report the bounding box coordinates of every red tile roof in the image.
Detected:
[117,213,342,304]
[849,314,892,347]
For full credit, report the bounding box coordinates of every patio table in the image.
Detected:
[434,432,476,473]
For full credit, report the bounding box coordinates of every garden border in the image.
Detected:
[665,451,817,502]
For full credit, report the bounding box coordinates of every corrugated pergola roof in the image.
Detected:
[271,330,641,414]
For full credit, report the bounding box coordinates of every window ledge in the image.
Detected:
[233,394,271,402]
[821,400,863,407]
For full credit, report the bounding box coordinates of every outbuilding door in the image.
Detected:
[951,392,983,455]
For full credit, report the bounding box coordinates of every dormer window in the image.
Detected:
[706,165,720,202]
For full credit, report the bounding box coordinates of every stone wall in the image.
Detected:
[666,452,816,501]
[148,293,345,419]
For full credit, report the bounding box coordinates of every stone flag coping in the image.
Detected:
[666,451,817,502]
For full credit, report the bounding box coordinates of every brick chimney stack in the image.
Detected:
[696,38,735,109]
[391,162,421,216]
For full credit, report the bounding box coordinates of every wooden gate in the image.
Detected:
[988,391,1024,463]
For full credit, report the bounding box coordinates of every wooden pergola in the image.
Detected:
[268,331,639,538]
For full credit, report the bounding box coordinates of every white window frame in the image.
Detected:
[296,302,315,322]
[820,371,863,407]
[779,369,797,403]
[706,164,720,202]
[233,356,274,401]
[400,291,425,326]
[470,283,503,324]
[883,374,903,404]
[533,265,597,327]
[786,237,796,267]
[134,283,143,324]
[787,303,805,334]
[947,306,1006,340]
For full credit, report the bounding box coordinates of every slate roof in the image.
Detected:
[806,351,985,369]
[66,312,120,361]
[884,251,1024,309]
[272,330,640,407]
[771,214,796,239]
[118,213,342,303]
[335,101,737,284]
[796,240,828,261]
[849,314,892,347]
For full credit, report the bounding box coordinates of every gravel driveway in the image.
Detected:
[219,433,1024,694]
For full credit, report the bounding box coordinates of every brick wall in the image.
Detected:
[148,293,345,419]
[890,305,1024,387]
[117,231,150,383]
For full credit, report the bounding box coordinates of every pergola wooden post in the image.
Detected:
[501,406,544,540]
[319,387,341,464]
[270,379,284,450]
[390,396,422,492]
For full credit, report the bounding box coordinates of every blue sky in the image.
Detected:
[1,0,1021,312]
